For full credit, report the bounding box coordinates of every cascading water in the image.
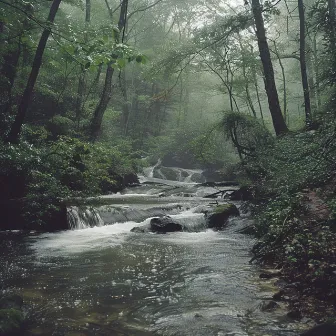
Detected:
[67,206,104,230]
[143,160,205,184]
[0,166,302,336]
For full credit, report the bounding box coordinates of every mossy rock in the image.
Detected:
[0,309,24,335]
[206,203,239,230]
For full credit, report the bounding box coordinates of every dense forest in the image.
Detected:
[1,0,336,334]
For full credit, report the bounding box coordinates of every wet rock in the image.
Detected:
[300,322,336,335]
[287,309,302,319]
[206,204,240,230]
[259,269,282,279]
[272,290,284,301]
[130,226,150,233]
[0,309,24,335]
[237,223,256,235]
[0,294,24,336]
[260,300,280,312]
[0,295,23,311]
[123,173,140,187]
[150,216,183,233]
[226,186,252,201]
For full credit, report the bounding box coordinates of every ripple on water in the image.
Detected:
[1,196,300,335]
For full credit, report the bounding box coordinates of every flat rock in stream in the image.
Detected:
[150,216,183,233]
[206,204,240,230]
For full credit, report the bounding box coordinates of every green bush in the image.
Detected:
[0,136,138,230]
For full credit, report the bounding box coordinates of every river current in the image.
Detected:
[0,167,300,336]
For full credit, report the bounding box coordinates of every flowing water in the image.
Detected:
[0,167,301,336]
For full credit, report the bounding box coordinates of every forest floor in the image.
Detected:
[243,130,336,323]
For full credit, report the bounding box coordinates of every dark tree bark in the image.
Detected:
[0,40,21,116]
[298,0,312,127]
[90,0,128,141]
[6,0,62,143]
[312,34,321,109]
[306,38,317,115]
[90,64,114,138]
[251,0,288,135]
[271,41,287,123]
[328,0,336,47]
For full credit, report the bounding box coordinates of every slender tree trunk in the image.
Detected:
[119,69,131,135]
[90,64,114,139]
[250,46,265,124]
[251,0,288,135]
[306,38,317,115]
[1,40,21,116]
[298,0,312,127]
[228,63,241,113]
[238,36,257,118]
[253,71,265,124]
[90,0,128,141]
[272,41,287,123]
[6,0,62,143]
[75,0,91,128]
[312,34,321,109]
[328,0,336,48]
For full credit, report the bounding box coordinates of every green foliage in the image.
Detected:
[248,122,336,301]
[146,122,237,168]
[0,137,138,229]
[220,112,274,158]
[46,116,75,138]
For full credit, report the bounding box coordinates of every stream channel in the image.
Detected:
[0,166,302,336]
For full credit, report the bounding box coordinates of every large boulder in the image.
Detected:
[150,216,183,233]
[301,323,336,336]
[206,204,240,230]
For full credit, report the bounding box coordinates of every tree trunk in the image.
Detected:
[0,40,21,116]
[272,41,287,123]
[6,0,62,143]
[312,34,321,109]
[251,0,288,135]
[328,0,336,48]
[75,0,91,129]
[90,0,128,141]
[238,36,257,118]
[306,38,317,116]
[298,0,312,127]
[250,46,265,124]
[90,64,114,139]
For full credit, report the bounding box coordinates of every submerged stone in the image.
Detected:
[0,308,24,335]
[0,295,23,311]
[150,216,183,233]
[259,300,280,312]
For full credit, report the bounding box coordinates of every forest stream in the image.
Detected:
[0,166,303,336]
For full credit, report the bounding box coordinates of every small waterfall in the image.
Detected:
[67,207,104,230]
[143,159,161,178]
